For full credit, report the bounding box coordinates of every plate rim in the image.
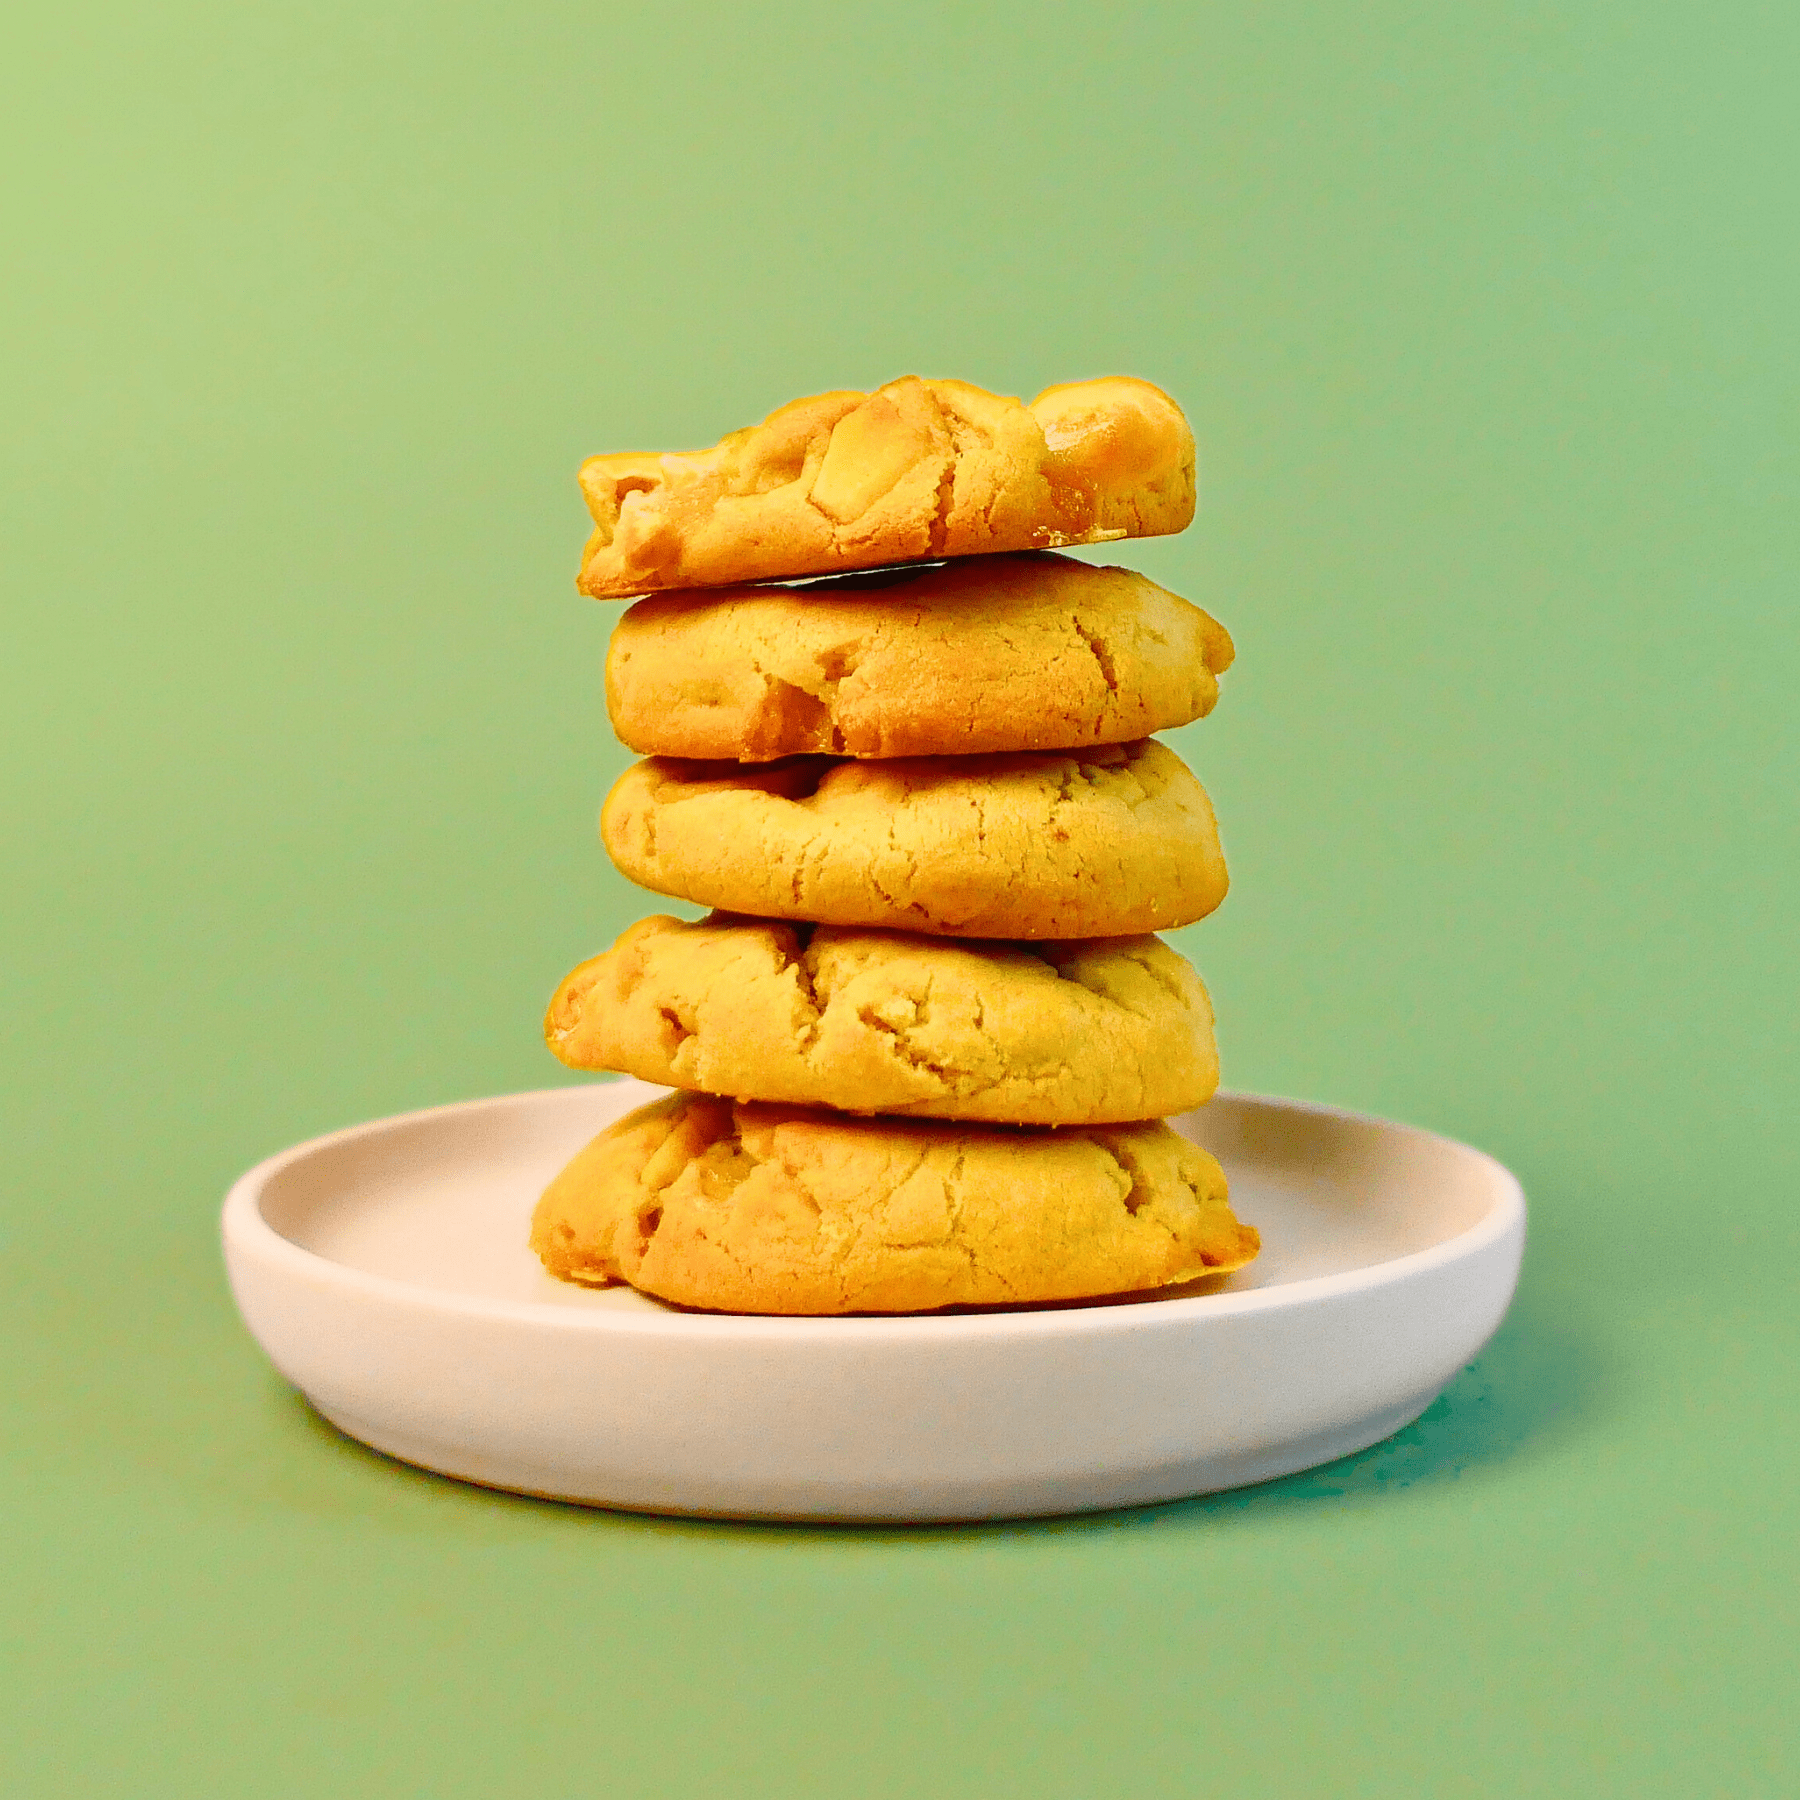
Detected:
[221,1081,1526,1340]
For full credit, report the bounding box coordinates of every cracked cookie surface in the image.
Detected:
[577,376,1195,598]
[606,552,1233,761]
[547,913,1218,1125]
[530,1091,1259,1314]
[600,739,1228,939]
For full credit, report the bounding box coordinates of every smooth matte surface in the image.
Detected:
[223,1081,1523,1517]
[3,2,1796,1794]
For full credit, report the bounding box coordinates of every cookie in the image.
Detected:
[605,552,1234,762]
[577,376,1195,598]
[599,739,1227,940]
[530,1091,1259,1314]
[546,914,1218,1125]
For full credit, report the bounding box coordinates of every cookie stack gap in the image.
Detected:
[534,375,1261,1315]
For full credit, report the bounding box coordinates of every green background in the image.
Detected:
[4,3,1795,1794]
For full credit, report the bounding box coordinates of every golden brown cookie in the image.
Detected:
[599,739,1227,940]
[546,914,1218,1125]
[531,1091,1259,1314]
[577,376,1195,598]
[605,552,1234,761]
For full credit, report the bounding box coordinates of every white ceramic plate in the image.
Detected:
[222,1079,1524,1521]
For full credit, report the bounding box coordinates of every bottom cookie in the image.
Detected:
[530,1091,1260,1316]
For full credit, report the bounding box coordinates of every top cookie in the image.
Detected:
[577,376,1196,598]
[605,552,1234,762]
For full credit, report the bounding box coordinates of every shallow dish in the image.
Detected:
[222,1079,1524,1521]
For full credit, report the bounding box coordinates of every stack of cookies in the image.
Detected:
[530,375,1260,1314]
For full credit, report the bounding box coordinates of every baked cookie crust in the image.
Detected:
[577,376,1195,598]
[605,552,1234,761]
[546,913,1218,1125]
[599,739,1228,940]
[530,1091,1259,1314]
